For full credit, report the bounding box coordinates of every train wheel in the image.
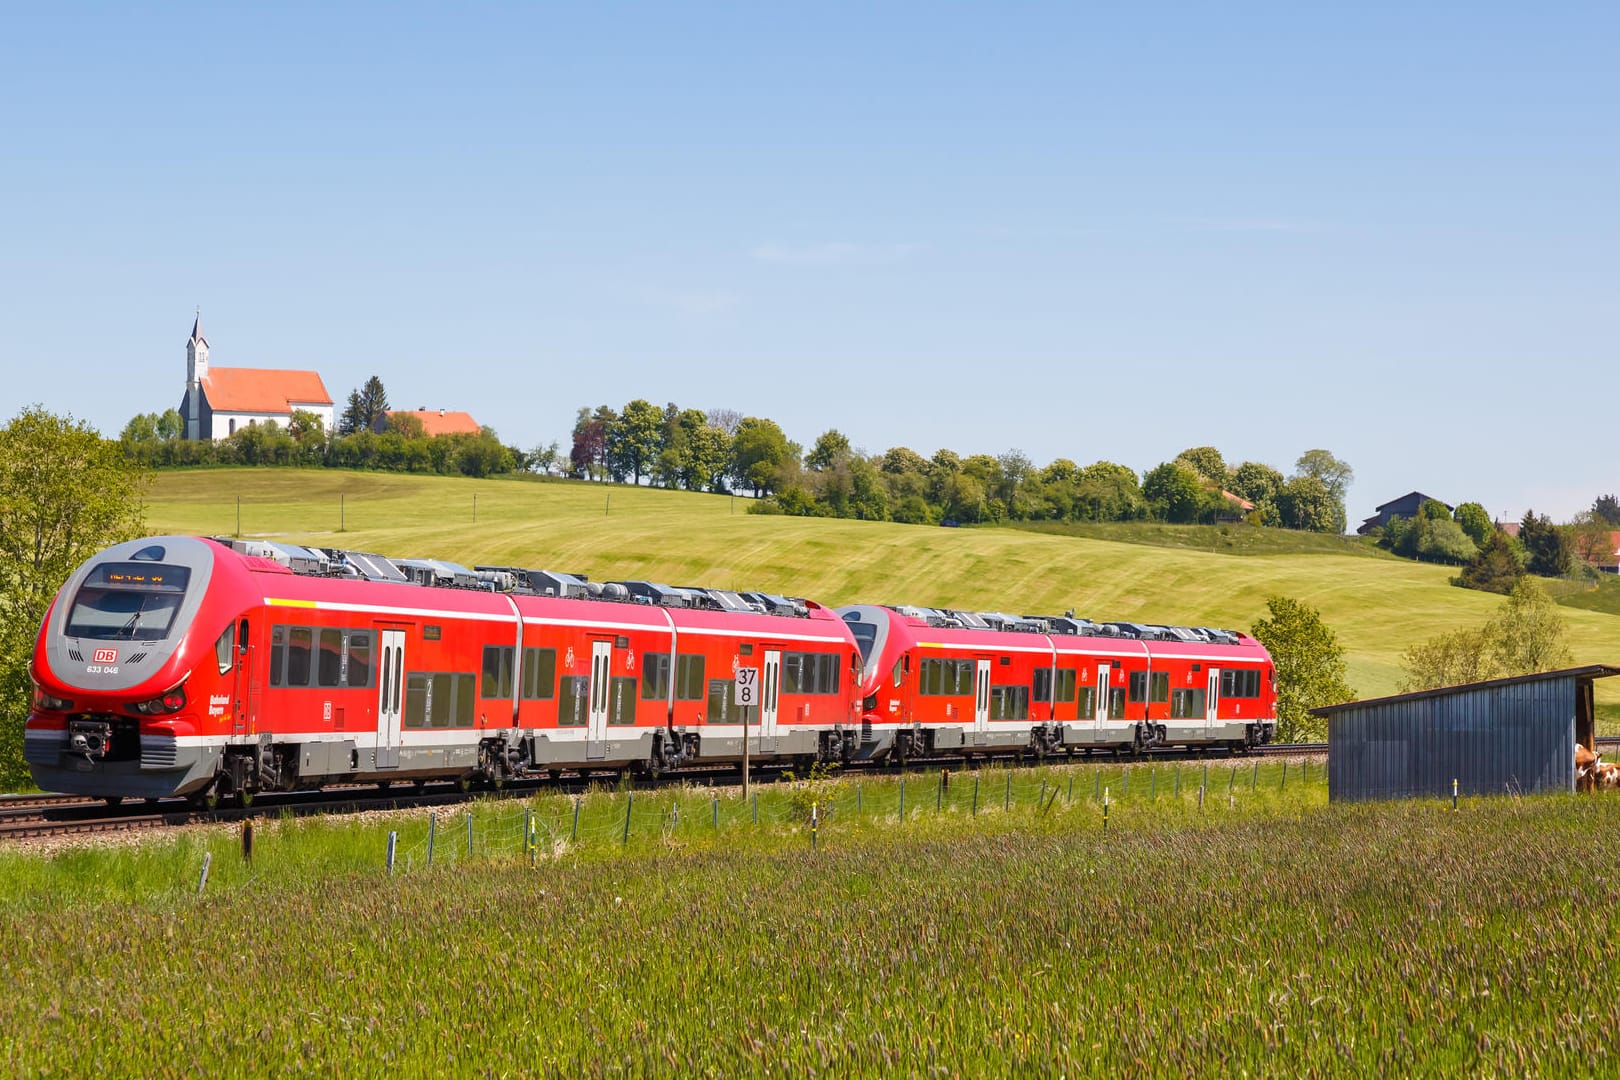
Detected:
[413,779,427,794]
[458,775,473,793]
[103,796,123,808]
[238,789,255,809]
[377,780,392,792]
[189,787,220,811]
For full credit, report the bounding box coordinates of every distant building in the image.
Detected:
[178,314,334,440]
[374,409,483,437]
[1356,491,1450,535]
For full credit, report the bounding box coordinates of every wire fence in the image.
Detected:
[175,759,1330,899]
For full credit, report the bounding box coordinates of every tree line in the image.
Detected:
[119,376,524,478]
[1369,495,1619,597]
[567,400,1356,532]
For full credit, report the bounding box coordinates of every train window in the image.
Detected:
[481,646,516,699]
[1107,688,1126,720]
[558,676,589,725]
[990,685,1029,721]
[1127,672,1147,703]
[1056,669,1077,703]
[707,678,734,723]
[642,653,672,699]
[1077,686,1095,717]
[781,653,805,694]
[676,655,706,701]
[216,628,234,676]
[346,632,371,689]
[454,674,476,727]
[429,673,453,728]
[1220,669,1261,698]
[287,627,313,687]
[1032,669,1052,703]
[920,658,971,696]
[740,644,753,656]
[608,677,637,724]
[270,626,286,687]
[318,629,344,687]
[891,659,903,688]
[1149,672,1169,703]
[1170,688,1207,719]
[405,673,429,729]
[522,648,556,700]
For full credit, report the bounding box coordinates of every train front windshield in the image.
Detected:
[64,562,193,640]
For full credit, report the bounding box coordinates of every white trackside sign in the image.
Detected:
[734,667,759,707]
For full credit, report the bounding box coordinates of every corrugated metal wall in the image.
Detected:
[1328,677,1576,802]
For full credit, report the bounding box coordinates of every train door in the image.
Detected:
[1095,664,1110,733]
[760,649,781,752]
[1206,668,1221,735]
[376,629,405,769]
[587,640,612,758]
[231,617,255,738]
[974,659,992,737]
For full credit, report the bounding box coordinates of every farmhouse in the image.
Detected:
[374,409,482,437]
[177,313,334,440]
[1356,491,1450,535]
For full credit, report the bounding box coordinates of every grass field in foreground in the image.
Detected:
[2,766,1618,1076]
[142,468,1620,702]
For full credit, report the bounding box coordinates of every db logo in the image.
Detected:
[93,648,119,664]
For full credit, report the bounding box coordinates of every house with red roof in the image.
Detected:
[178,314,334,439]
[374,409,482,437]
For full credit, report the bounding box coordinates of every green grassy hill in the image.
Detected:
[144,468,1620,703]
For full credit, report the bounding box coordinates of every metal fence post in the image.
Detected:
[713,794,720,830]
[467,811,474,856]
[572,798,580,843]
[1252,761,1259,791]
[972,775,980,816]
[1039,779,1047,808]
[1004,771,1012,811]
[241,819,253,863]
[1067,775,1074,802]
[1282,762,1288,790]
[623,792,634,844]
[1175,766,1181,796]
[1228,766,1236,796]
[427,812,436,867]
[196,852,212,897]
[1122,769,1129,799]
[752,791,758,824]
[387,831,398,874]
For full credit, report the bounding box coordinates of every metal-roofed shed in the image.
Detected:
[1312,666,1620,802]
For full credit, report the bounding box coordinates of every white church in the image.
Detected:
[178,313,334,440]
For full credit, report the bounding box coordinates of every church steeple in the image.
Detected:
[185,308,209,440]
[186,307,209,384]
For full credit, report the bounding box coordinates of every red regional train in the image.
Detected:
[24,535,1275,806]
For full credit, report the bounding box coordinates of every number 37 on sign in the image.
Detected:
[734,667,759,707]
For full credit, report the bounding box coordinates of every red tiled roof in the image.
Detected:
[202,368,332,413]
[1220,490,1256,512]
[384,409,482,437]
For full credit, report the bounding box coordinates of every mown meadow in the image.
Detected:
[144,467,1620,702]
[4,763,1620,1075]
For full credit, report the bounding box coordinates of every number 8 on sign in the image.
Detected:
[734,667,759,708]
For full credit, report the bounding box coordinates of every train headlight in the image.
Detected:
[33,687,73,712]
[131,687,187,715]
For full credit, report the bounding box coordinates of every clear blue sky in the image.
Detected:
[3,2,1616,524]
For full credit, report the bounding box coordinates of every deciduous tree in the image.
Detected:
[1250,595,1354,742]
[0,408,148,787]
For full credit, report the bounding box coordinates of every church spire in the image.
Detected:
[189,306,207,347]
